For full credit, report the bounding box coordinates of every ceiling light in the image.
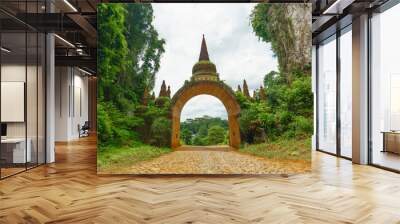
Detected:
[322,0,354,15]
[63,0,78,12]
[54,34,75,48]
[1,47,11,53]
[76,48,86,56]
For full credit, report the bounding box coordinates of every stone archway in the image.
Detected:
[171,81,241,149]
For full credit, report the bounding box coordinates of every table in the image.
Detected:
[381,131,400,154]
[1,138,31,164]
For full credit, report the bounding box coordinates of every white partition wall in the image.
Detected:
[55,67,89,141]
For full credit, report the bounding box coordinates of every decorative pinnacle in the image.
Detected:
[199,34,210,61]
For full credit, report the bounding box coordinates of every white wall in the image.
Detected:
[1,63,46,164]
[1,65,39,138]
[55,66,70,141]
[55,67,89,141]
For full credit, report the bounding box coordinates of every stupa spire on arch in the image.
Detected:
[191,35,219,82]
[199,34,210,61]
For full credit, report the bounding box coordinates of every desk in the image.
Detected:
[1,138,31,164]
[382,131,400,154]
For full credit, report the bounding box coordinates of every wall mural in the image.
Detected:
[97,3,312,174]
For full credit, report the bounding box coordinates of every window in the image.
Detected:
[0,2,46,179]
[340,26,352,158]
[370,3,400,171]
[317,35,337,154]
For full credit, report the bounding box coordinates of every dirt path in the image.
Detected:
[129,146,310,174]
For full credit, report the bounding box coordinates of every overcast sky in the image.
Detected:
[152,3,278,120]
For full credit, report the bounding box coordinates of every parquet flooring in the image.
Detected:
[1,136,400,223]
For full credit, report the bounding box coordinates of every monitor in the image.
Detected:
[1,123,7,137]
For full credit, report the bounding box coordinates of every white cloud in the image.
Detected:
[152,3,278,120]
[181,95,228,121]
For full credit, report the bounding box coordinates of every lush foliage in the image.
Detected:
[150,117,172,147]
[97,4,168,148]
[238,3,313,150]
[207,126,226,145]
[97,3,313,166]
[239,138,311,161]
[97,144,171,173]
[237,71,313,145]
[180,116,228,145]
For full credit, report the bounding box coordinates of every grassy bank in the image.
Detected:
[239,137,311,161]
[97,144,172,173]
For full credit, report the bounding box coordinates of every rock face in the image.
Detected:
[251,3,311,77]
[287,4,312,70]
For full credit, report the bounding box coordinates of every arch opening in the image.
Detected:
[180,95,229,146]
[171,81,240,149]
[181,95,227,121]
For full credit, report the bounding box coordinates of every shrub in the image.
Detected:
[97,102,114,145]
[288,116,313,138]
[239,108,260,144]
[180,128,193,145]
[192,135,207,146]
[207,125,226,145]
[150,117,171,147]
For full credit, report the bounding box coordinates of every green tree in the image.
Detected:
[286,76,313,117]
[97,4,165,147]
[180,116,229,145]
[207,126,226,145]
[180,128,192,145]
[97,4,128,102]
[239,108,260,144]
[124,4,165,100]
[231,3,314,145]
[192,135,207,146]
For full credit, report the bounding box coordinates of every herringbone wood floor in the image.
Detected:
[1,137,400,224]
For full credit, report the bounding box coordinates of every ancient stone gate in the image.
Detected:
[171,81,241,149]
[170,35,241,149]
